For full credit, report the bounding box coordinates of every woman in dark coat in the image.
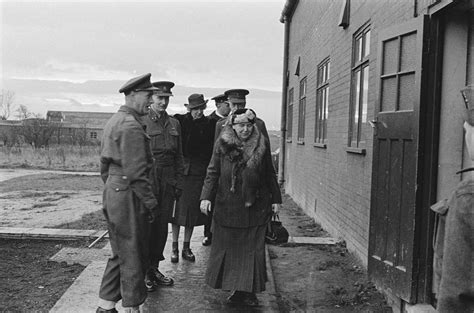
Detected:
[200,108,282,306]
[172,93,214,263]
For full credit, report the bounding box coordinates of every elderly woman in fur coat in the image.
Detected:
[200,108,281,306]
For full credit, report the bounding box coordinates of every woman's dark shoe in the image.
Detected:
[226,290,245,305]
[171,249,179,263]
[181,248,195,262]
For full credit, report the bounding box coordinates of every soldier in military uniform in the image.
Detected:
[432,93,474,313]
[214,89,270,142]
[97,73,159,313]
[202,93,230,246]
[142,81,184,291]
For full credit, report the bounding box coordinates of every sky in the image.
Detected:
[0,0,285,127]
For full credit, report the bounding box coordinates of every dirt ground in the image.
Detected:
[0,172,390,312]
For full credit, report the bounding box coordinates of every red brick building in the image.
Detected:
[278,0,472,311]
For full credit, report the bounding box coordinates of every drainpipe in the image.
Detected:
[278,1,295,186]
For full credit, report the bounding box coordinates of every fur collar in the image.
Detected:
[216,124,267,169]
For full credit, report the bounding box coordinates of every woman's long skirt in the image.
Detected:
[171,174,207,227]
[205,222,267,293]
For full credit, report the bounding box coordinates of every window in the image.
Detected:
[286,88,294,140]
[349,25,371,148]
[90,131,97,139]
[297,77,307,142]
[315,58,330,144]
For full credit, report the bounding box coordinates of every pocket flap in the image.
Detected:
[148,130,163,136]
[107,180,129,192]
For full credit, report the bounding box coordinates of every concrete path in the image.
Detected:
[49,225,280,312]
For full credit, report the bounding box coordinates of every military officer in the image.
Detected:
[434,95,474,313]
[214,89,270,142]
[202,93,230,246]
[142,81,184,291]
[97,73,159,313]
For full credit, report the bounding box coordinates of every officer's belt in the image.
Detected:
[153,157,175,167]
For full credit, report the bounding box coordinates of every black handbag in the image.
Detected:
[265,214,289,244]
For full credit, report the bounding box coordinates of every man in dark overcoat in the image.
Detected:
[213,89,270,142]
[97,73,159,313]
[202,93,230,246]
[142,81,184,291]
[171,93,214,262]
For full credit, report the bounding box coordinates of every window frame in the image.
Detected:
[297,77,307,144]
[90,131,98,139]
[348,24,371,150]
[314,57,330,147]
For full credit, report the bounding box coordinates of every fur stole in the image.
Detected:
[215,124,267,207]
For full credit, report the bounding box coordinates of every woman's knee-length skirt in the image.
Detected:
[205,222,267,293]
[171,174,207,227]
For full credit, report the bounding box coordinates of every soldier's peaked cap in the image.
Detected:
[211,94,227,103]
[118,73,159,93]
[224,89,249,104]
[151,81,175,97]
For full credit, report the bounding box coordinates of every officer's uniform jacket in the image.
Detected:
[101,105,157,211]
[142,110,184,218]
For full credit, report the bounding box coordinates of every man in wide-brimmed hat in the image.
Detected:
[171,93,214,263]
[142,81,184,292]
[97,73,159,313]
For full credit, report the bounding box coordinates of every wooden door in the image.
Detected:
[368,15,429,303]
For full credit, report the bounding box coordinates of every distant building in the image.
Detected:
[279,0,472,311]
[46,111,113,145]
[0,111,113,146]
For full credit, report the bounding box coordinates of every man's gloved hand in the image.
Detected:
[147,210,156,224]
[147,205,159,224]
[174,187,183,200]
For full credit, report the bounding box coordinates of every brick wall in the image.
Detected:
[284,0,415,265]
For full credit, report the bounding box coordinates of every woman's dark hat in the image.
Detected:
[224,89,249,104]
[185,93,208,109]
[231,108,256,124]
[151,81,175,97]
[119,73,159,93]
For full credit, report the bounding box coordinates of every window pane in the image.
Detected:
[399,73,415,111]
[361,66,369,123]
[381,77,397,112]
[323,86,329,141]
[400,32,416,72]
[326,62,330,81]
[383,38,399,75]
[351,70,361,145]
[364,30,371,57]
[357,37,363,62]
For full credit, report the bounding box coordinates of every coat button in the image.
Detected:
[115,188,120,191]
[122,176,127,180]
